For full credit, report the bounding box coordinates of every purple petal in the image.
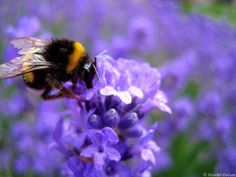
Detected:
[100,86,117,96]
[146,141,160,153]
[105,161,131,177]
[74,132,86,150]
[100,86,132,104]
[53,118,63,144]
[80,145,98,158]
[133,160,150,176]
[105,147,121,161]
[117,91,132,104]
[94,152,105,166]
[87,129,104,146]
[153,91,172,114]
[128,86,144,98]
[139,129,155,145]
[102,127,119,145]
[141,149,156,164]
[67,156,85,177]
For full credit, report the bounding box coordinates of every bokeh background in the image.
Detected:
[0,0,236,176]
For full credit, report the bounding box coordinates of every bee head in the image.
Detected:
[83,61,96,88]
[79,56,97,88]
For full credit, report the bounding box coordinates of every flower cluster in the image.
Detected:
[53,54,170,177]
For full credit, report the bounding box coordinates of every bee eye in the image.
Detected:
[59,47,68,53]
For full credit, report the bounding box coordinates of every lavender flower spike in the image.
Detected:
[53,53,170,177]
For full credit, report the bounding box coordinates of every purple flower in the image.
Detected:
[128,17,156,54]
[198,91,222,117]
[52,53,170,176]
[109,36,131,58]
[9,101,64,176]
[81,128,121,171]
[6,16,41,38]
[132,124,160,166]
[160,50,197,97]
[15,156,30,173]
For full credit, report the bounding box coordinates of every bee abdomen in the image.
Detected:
[23,70,46,90]
[23,72,34,83]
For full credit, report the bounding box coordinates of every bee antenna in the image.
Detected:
[93,64,101,82]
[92,50,107,83]
[97,50,107,57]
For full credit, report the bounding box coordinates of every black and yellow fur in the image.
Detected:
[23,39,95,100]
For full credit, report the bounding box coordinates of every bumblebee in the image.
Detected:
[0,37,97,100]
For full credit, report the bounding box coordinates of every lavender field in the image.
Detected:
[0,1,236,177]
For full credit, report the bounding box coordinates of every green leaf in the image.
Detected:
[183,81,199,99]
[155,132,217,177]
[182,1,236,26]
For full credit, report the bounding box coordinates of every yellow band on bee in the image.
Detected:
[67,42,85,73]
[23,55,34,83]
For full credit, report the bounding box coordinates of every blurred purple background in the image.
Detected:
[0,0,236,177]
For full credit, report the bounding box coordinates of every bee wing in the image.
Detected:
[0,54,56,79]
[11,37,51,54]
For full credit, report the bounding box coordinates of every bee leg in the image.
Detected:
[72,80,77,90]
[44,74,84,101]
[71,71,78,90]
[41,87,64,100]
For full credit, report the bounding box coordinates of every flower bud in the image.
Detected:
[88,114,102,129]
[118,112,139,130]
[103,108,120,127]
